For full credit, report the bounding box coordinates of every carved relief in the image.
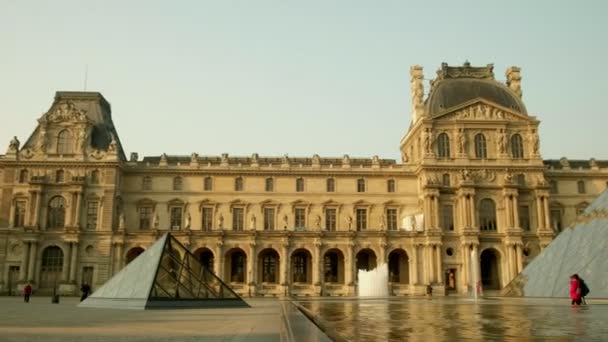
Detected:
[457,128,466,154]
[506,66,523,98]
[496,128,507,154]
[45,100,88,123]
[529,130,540,156]
[449,104,519,121]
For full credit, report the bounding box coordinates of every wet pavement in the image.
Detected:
[298,297,608,341]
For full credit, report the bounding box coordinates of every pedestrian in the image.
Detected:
[569,274,582,305]
[80,282,91,302]
[579,277,590,305]
[23,283,32,303]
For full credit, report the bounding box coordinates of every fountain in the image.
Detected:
[357,263,389,297]
[470,249,482,299]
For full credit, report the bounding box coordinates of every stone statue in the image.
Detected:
[78,129,89,152]
[312,154,320,164]
[531,130,540,155]
[461,169,473,182]
[8,136,19,152]
[503,170,513,184]
[379,214,386,229]
[130,152,139,162]
[250,214,256,230]
[37,129,47,152]
[346,216,353,231]
[342,154,350,165]
[108,134,117,152]
[118,212,126,230]
[190,152,199,164]
[218,214,224,229]
[283,215,288,229]
[315,215,321,229]
[153,213,160,229]
[281,154,289,165]
[506,66,522,98]
[410,65,424,120]
[422,129,432,154]
[457,129,466,154]
[497,129,506,154]
[185,213,191,229]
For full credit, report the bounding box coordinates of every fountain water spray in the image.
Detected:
[357,263,389,297]
[470,249,482,300]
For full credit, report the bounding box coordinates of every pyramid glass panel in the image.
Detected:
[80,233,248,309]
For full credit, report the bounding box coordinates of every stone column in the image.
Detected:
[505,196,513,228]
[505,244,514,280]
[65,193,73,227]
[424,245,433,284]
[543,197,551,231]
[424,196,431,230]
[471,244,479,289]
[462,243,470,288]
[515,244,523,274]
[345,243,354,286]
[8,200,15,228]
[312,242,321,285]
[32,191,42,227]
[215,243,224,279]
[74,191,83,228]
[19,242,30,282]
[280,243,289,288]
[410,245,418,285]
[433,196,440,229]
[27,241,37,282]
[513,196,520,229]
[247,242,256,285]
[469,196,477,228]
[535,197,544,230]
[61,245,70,282]
[69,242,79,283]
[435,245,443,284]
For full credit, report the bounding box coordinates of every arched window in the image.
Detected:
[173,177,182,191]
[474,134,487,159]
[479,198,497,231]
[57,130,71,154]
[55,170,65,183]
[442,173,450,187]
[326,178,335,192]
[265,178,274,192]
[90,170,100,184]
[296,178,304,192]
[437,133,450,159]
[357,178,365,193]
[19,169,28,183]
[40,246,64,288]
[234,177,243,191]
[511,134,524,159]
[47,196,66,229]
[387,179,395,193]
[142,176,152,190]
[577,180,586,194]
[203,176,213,191]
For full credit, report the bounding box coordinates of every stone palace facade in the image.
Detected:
[1,62,606,297]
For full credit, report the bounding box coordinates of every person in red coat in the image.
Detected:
[23,284,32,303]
[570,274,582,305]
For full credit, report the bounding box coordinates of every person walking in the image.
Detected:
[80,282,91,302]
[569,274,582,305]
[579,277,590,305]
[23,284,32,303]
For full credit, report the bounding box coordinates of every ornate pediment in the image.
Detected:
[42,100,89,123]
[435,100,530,123]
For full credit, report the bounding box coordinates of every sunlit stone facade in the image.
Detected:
[1,63,606,297]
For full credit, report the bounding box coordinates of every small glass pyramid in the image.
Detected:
[79,233,249,309]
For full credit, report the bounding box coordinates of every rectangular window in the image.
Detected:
[170,207,182,230]
[142,176,152,190]
[296,178,304,192]
[357,179,365,193]
[295,208,306,229]
[325,208,336,231]
[204,177,213,191]
[550,209,563,232]
[232,208,244,231]
[387,180,395,193]
[386,208,398,231]
[519,205,530,231]
[139,207,152,229]
[441,205,454,231]
[14,200,26,227]
[202,207,213,231]
[263,208,275,231]
[356,208,367,231]
[86,201,98,230]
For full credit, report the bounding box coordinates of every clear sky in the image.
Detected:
[2,0,607,160]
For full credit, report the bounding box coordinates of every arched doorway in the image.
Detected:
[225,248,246,283]
[193,248,214,272]
[40,246,64,289]
[291,249,312,283]
[388,249,409,284]
[323,249,345,283]
[258,248,280,283]
[356,249,377,272]
[125,247,145,264]
[480,248,501,290]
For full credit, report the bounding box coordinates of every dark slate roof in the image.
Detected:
[426,78,527,117]
[543,159,608,170]
[139,155,397,167]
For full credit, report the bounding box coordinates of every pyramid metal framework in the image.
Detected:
[79,233,249,309]
[502,190,608,298]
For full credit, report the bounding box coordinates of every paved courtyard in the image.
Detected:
[0,296,282,342]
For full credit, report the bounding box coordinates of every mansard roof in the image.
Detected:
[426,62,527,117]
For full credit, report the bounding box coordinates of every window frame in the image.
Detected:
[511,133,524,159]
[437,132,451,159]
[356,178,366,193]
[326,178,336,192]
[474,133,487,159]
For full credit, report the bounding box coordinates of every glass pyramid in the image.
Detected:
[502,189,608,298]
[79,233,248,309]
